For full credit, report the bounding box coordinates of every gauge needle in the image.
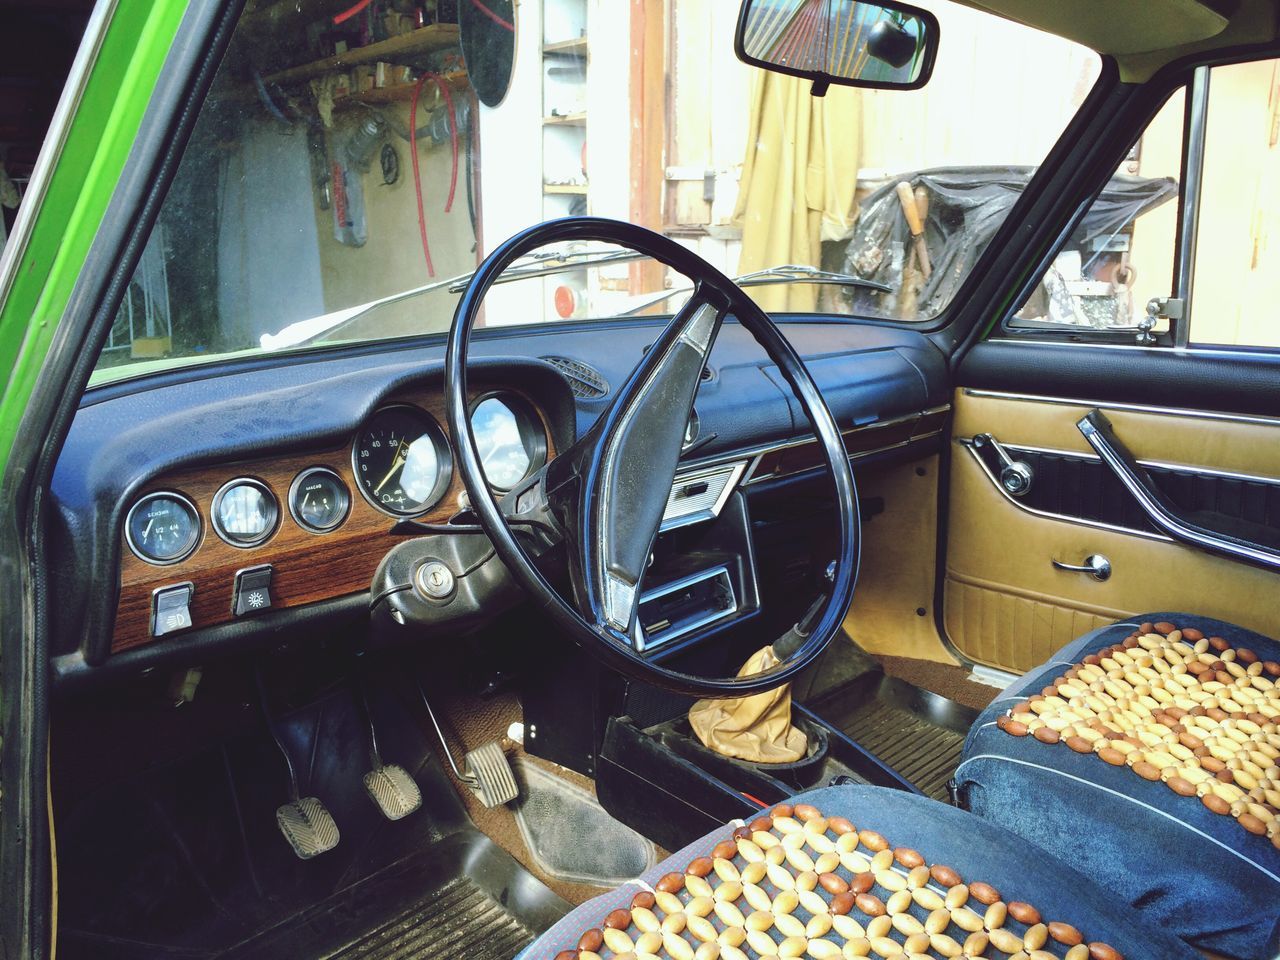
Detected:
[374,445,410,496]
[142,517,155,541]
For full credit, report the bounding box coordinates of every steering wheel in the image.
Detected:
[445,218,859,698]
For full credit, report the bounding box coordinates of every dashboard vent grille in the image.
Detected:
[541,356,609,399]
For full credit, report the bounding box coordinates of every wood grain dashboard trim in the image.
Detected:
[112,387,553,654]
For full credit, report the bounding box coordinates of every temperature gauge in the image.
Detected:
[289,467,351,533]
[126,492,201,565]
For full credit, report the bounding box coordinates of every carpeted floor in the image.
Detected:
[874,654,1000,711]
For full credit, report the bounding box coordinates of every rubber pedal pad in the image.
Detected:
[275,797,340,859]
[464,741,519,807]
[363,764,423,821]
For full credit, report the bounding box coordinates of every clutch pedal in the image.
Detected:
[363,763,423,820]
[276,797,340,859]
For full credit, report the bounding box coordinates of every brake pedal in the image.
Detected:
[276,797,340,859]
[363,763,423,820]
[463,741,519,807]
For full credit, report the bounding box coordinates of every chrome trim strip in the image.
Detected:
[742,429,945,485]
[679,404,952,475]
[1079,416,1280,572]
[959,443,1171,543]
[980,338,1279,362]
[0,0,118,308]
[960,437,1280,488]
[963,388,1280,428]
[637,564,738,653]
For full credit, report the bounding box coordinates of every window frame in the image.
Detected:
[994,48,1280,354]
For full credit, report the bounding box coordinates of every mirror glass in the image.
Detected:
[737,0,937,90]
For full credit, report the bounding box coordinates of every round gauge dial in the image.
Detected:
[126,492,201,565]
[470,395,546,491]
[353,406,452,516]
[289,467,351,533]
[212,479,279,547]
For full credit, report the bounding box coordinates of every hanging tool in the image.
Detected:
[895,180,932,280]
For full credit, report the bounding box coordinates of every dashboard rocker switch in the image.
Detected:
[151,582,195,637]
[233,564,275,616]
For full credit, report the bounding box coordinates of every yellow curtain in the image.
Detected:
[733,72,862,312]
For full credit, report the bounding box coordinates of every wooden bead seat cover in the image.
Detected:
[514,785,1199,960]
[958,613,1280,960]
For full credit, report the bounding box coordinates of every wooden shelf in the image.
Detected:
[544,183,588,195]
[543,36,588,55]
[265,24,460,86]
[543,112,587,126]
[333,70,469,108]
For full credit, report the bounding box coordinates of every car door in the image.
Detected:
[944,59,1280,676]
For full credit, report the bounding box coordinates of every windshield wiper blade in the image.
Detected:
[620,264,891,317]
[734,264,892,293]
[262,247,652,350]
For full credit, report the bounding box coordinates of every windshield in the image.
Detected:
[92,0,1099,384]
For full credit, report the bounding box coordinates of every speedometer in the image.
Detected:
[353,405,452,516]
[470,394,547,491]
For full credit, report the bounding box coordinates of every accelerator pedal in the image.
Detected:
[363,764,423,821]
[464,741,518,808]
[276,797,340,859]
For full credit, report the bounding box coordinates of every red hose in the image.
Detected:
[332,0,372,26]
[427,73,459,213]
[466,0,515,32]
[409,74,436,278]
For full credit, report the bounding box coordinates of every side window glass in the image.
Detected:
[1008,89,1185,337]
[1190,59,1280,348]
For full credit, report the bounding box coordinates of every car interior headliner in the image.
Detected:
[959,0,1277,80]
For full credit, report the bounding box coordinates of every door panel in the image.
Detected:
[944,386,1280,673]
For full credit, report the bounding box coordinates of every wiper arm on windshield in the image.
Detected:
[262,247,651,351]
[621,264,892,317]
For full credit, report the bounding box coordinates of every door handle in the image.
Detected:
[1051,554,1111,581]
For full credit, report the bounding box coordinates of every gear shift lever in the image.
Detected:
[687,562,835,763]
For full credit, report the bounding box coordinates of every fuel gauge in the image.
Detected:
[126,492,201,565]
[289,467,351,533]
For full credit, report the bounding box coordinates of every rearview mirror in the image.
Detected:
[735,0,939,95]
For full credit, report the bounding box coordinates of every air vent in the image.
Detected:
[541,356,609,399]
[661,461,747,532]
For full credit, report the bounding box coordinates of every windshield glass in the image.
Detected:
[92,0,1099,384]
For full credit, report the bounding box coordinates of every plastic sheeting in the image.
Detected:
[838,165,1178,321]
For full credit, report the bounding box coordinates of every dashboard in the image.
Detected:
[48,317,949,685]
[112,386,555,654]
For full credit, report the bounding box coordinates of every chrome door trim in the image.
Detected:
[1079,413,1280,572]
[979,337,1280,363]
[959,437,1280,488]
[958,441,1171,543]
[963,387,1280,428]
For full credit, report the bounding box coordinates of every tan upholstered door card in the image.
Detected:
[943,390,1280,674]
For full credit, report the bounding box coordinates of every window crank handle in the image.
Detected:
[973,433,1034,497]
[1051,554,1112,581]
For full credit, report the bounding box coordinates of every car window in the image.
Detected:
[1008,88,1186,338]
[1189,58,1280,349]
[92,0,1099,384]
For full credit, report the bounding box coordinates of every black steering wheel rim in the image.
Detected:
[445,217,859,698]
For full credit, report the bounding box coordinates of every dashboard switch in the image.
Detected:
[233,564,274,616]
[151,583,195,637]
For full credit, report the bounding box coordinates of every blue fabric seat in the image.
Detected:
[516,783,1200,960]
[957,613,1280,960]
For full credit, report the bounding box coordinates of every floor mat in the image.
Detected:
[512,757,656,887]
[811,674,979,801]
[875,654,1000,712]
